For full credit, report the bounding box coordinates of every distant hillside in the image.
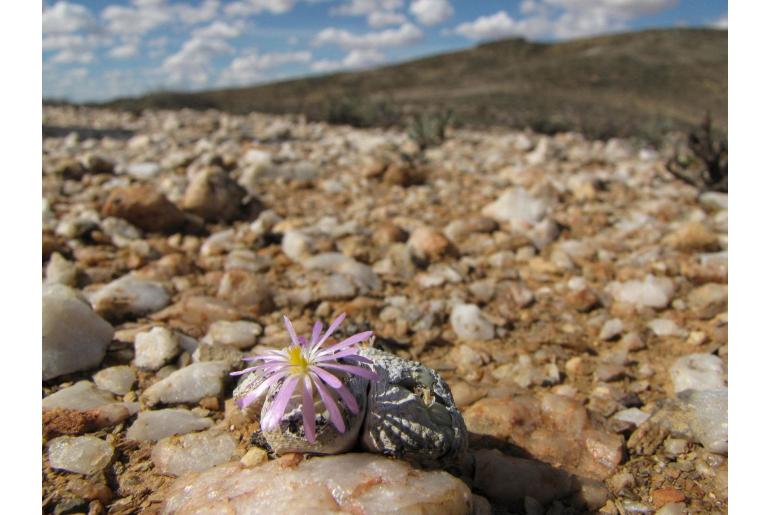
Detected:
[94,28,727,142]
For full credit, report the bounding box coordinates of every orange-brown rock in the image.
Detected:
[102,185,186,233]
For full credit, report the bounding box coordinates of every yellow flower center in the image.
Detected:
[287,346,309,373]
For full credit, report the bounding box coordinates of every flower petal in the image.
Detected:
[315,380,345,433]
[334,382,359,414]
[298,335,309,347]
[311,320,323,346]
[262,375,299,432]
[301,376,316,443]
[318,363,379,381]
[314,313,346,351]
[283,315,300,347]
[237,371,286,408]
[342,354,374,365]
[313,348,361,362]
[310,366,342,389]
[316,331,373,357]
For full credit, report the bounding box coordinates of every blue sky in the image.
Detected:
[42,0,728,102]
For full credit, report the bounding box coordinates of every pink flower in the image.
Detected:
[231,313,377,443]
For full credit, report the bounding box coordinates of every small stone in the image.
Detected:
[664,222,720,252]
[182,166,248,222]
[687,283,728,319]
[48,436,114,475]
[102,185,186,233]
[315,273,357,299]
[669,353,725,394]
[126,409,214,441]
[373,222,408,245]
[663,438,688,455]
[482,187,549,228]
[612,408,651,428]
[202,320,262,349]
[679,388,728,454]
[126,162,161,180]
[619,332,645,352]
[599,319,624,341]
[302,253,381,293]
[607,275,674,309]
[450,303,495,341]
[151,429,238,477]
[143,361,230,406]
[595,364,626,382]
[656,503,686,515]
[90,274,170,320]
[159,454,472,514]
[651,488,686,509]
[407,227,457,262]
[566,288,600,312]
[43,285,114,381]
[93,366,136,395]
[134,327,180,371]
[45,252,78,286]
[217,269,274,314]
[648,319,687,338]
[686,331,707,346]
[240,447,268,467]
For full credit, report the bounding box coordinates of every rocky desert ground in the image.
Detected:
[42,105,727,514]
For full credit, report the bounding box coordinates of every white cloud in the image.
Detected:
[311,48,386,72]
[219,50,312,85]
[51,49,95,64]
[711,13,727,29]
[224,0,295,17]
[368,11,407,28]
[453,11,517,41]
[410,0,453,27]
[332,0,403,17]
[176,0,220,24]
[313,23,422,50]
[109,42,139,59]
[192,20,245,40]
[101,3,170,37]
[451,1,678,41]
[43,1,98,34]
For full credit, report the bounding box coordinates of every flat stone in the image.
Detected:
[48,436,114,475]
[126,409,214,441]
[687,283,728,319]
[302,252,381,293]
[143,361,230,406]
[599,318,624,341]
[159,454,472,514]
[43,285,114,380]
[151,429,238,477]
[45,252,78,286]
[482,187,549,229]
[90,274,170,321]
[679,388,728,454]
[182,166,247,222]
[43,381,117,411]
[202,320,262,349]
[407,227,456,262]
[648,319,687,338]
[216,269,274,314]
[93,366,136,395]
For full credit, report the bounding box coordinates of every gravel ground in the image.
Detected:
[42,106,727,514]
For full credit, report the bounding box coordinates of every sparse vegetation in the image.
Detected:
[666,113,728,192]
[407,110,453,150]
[85,28,726,145]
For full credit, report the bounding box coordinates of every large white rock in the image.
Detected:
[160,453,472,514]
[143,361,230,406]
[450,303,495,341]
[151,430,238,477]
[42,381,116,411]
[48,436,114,475]
[126,409,214,441]
[679,388,728,454]
[44,253,78,286]
[134,327,180,370]
[669,353,726,394]
[43,285,114,380]
[89,274,170,320]
[606,274,674,309]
